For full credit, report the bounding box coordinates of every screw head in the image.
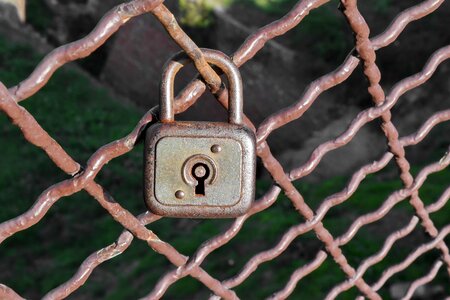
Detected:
[211,144,221,153]
[193,164,207,178]
[175,190,185,199]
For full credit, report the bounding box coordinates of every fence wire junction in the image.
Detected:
[1,0,450,299]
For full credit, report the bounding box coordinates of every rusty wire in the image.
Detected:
[0,0,449,299]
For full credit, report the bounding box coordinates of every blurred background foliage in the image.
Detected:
[0,35,448,299]
[177,0,391,61]
[178,0,350,61]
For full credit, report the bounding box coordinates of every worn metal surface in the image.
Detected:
[145,124,255,218]
[0,0,449,299]
[145,49,255,218]
[159,49,244,125]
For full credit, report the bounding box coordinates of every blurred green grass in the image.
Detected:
[0,34,449,299]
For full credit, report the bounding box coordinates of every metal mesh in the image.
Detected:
[1,0,449,299]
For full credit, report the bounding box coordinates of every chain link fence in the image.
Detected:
[0,0,449,299]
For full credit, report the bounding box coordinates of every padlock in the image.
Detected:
[144,49,256,218]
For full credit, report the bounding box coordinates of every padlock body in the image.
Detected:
[144,121,256,218]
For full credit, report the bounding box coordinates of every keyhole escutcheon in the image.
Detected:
[181,154,218,197]
[192,163,210,196]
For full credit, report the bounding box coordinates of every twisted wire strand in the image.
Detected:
[328,181,450,299]
[373,223,450,291]
[337,147,450,247]
[340,0,450,275]
[402,260,443,300]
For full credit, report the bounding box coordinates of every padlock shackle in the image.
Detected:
[160,49,243,125]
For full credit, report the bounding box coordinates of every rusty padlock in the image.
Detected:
[144,49,256,218]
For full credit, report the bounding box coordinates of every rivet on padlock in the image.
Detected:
[144,49,256,218]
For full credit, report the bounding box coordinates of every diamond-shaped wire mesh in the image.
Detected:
[0,0,449,299]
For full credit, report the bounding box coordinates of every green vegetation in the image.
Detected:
[179,0,233,27]
[25,1,53,32]
[373,0,392,14]
[1,35,449,299]
[240,0,298,15]
[243,0,350,60]
[176,0,402,61]
[24,0,378,65]
[178,0,351,62]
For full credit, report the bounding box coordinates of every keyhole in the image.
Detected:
[192,163,210,196]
